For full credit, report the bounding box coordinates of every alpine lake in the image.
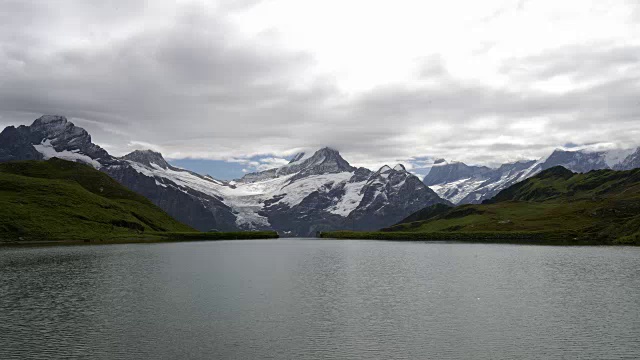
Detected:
[2,238,639,359]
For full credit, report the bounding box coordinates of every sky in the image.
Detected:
[0,0,639,179]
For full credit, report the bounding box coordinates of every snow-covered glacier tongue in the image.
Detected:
[0,117,451,236]
[225,148,449,236]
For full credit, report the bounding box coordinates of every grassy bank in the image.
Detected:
[339,167,640,246]
[0,159,280,246]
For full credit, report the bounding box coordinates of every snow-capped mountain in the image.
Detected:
[424,159,537,204]
[0,115,111,166]
[425,147,640,204]
[614,148,640,170]
[0,115,449,236]
[0,116,238,231]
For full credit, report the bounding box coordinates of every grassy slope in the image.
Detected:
[323,167,640,245]
[0,159,278,243]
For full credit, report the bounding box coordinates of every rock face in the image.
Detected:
[424,159,538,204]
[0,115,450,236]
[540,149,609,173]
[614,148,640,170]
[0,115,238,231]
[103,153,238,232]
[425,147,640,205]
[215,147,449,236]
[0,115,109,164]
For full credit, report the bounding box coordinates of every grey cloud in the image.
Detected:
[0,1,639,169]
[500,43,640,81]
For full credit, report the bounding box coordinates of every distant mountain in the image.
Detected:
[384,166,640,245]
[423,159,538,204]
[183,147,450,235]
[0,158,193,242]
[614,148,640,170]
[0,115,111,165]
[0,115,449,236]
[424,147,640,205]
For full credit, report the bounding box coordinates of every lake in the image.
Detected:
[1,239,640,359]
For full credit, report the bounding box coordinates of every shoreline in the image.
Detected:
[0,231,279,247]
[319,231,638,246]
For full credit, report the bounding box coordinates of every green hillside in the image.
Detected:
[0,158,196,242]
[323,166,640,245]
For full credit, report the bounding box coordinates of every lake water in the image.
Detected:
[1,239,640,359]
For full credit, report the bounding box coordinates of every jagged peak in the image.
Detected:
[378,165,392,173]
[288,152,307,163]
[32,115,68,126]
[316,146,340,153]
[239,146,355,183]
[393,164,406,171]
[295,147,351,168]
[28,115,94,149]
[122,149,170,168]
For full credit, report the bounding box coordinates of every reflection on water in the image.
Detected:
[1,240,640,359]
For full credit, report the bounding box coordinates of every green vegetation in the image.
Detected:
[323,166,640,245]
[0,159,278,244]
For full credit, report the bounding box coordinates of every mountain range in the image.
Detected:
[0,115,448,236]
[2,115,639,236]
[375,165,640,245]
[424,147,640,205]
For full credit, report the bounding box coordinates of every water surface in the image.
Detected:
[1,239,640,359]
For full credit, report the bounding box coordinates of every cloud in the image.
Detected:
[0,0,639,174]
[255,157,290,171]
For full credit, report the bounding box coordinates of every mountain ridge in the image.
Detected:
[424,147,640,205]
[0,115,449,236]
[347,166,640,245]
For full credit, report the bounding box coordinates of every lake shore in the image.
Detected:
[319,230,639,246]
[0,231,279,247]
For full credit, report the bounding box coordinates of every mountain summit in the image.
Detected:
[239,147,356,183]
[0,116,449,236]
[122,150,172,169]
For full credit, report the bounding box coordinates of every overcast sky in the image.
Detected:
[1,0,639,178]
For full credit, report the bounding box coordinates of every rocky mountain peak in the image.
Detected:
[423,159,492,186]
[31,115,68,126]
[122,149,170,169]
[305,147,351,168]
[30,115,82,140]
[240,147,355,183]
[29,115,93,149]
[0,114,112,165]
[540,149,608,173]
[393,164,406,171]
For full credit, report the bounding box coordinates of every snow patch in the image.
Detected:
[328,178,367,216]
[33,139,102,169]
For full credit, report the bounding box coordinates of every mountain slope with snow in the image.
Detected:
[426,148,640,204]
[0,116,449,236]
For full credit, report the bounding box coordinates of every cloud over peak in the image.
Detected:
[0,0,639,177]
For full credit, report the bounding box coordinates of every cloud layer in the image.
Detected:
[1,0,639,176]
